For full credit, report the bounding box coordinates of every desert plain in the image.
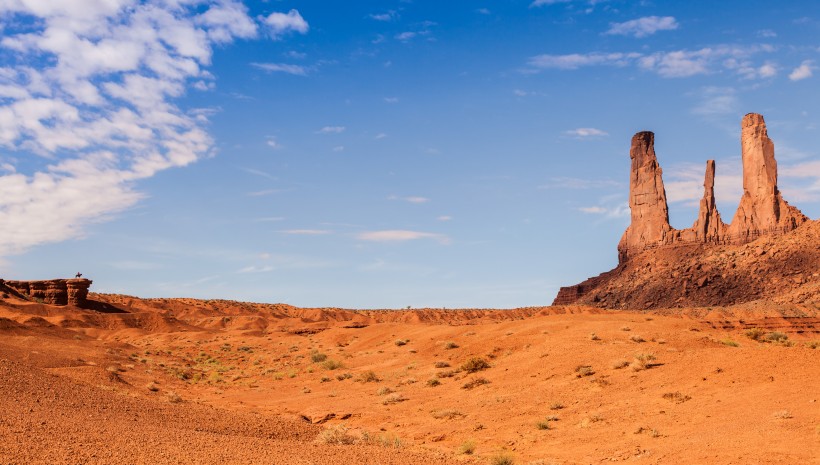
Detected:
[0,286,818,465]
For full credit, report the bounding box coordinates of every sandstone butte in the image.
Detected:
[1,278,91,307]
[554,113,816,308]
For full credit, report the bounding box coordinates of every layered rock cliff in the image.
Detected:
[555,113,812,308]
[2,279,92,306]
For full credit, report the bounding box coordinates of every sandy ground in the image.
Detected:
[0,295,817,464]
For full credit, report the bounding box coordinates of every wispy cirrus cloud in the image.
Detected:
[317,126,346,134]
[357,230,450,244]
[251,62,310,76]
[278,229,332,235]
[605,16,679,38]
[388,195,430,204]
[369,10,398,22]
[0,2,305,256]
[527,45,779,79]
[564,127,608,137]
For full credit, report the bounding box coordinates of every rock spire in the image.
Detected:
[617,131,672,262]
[616,113,806,263]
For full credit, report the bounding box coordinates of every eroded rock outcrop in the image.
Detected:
[726,113,807,242]
[554,113,812,308]
[3,279,92,306]
[617,131,672,262]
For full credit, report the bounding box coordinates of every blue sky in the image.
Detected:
[1,1,819,308]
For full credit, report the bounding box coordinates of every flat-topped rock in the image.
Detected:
[4,279,92,306]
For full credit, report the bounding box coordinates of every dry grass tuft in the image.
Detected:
[458,439,476,455]
[381,392,407,405]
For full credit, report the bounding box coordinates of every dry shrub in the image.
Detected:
[745,327,766,341]
[394,339,408,347]
[462,377,490,390]
[434,361,450,368]
[589,333,600,341]
[662,391,691,403]
[631,353,656,371]
[426,378,441,387]
[166,391,182,403]
[549,402,564,410]
[431,409,465,420]
[630,335,645,343]
[458,439,476,455]
[359,370,380,383]
[612,359,630,369]
[574,365,595,377]
[461,357,490,373]
[381,392,407,405]
[321,359,344,370]
[444,341,459,349]
[310,351,327,363]
[436,369,457,379]
[491,452,515,465]
[377,386,393,396]
[319,424,356,445]
[773,410,793,419]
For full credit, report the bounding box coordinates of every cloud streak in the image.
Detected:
[605,16,679,38]
[357,230,450,244]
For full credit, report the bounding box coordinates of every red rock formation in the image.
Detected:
[617,131,672,262]
[726,113,807,242]
[554,113,812,307]
[4,279,92,306]
[691,160,726,243]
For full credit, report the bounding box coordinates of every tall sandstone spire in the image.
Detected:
[691,160,725,242]
[727,113,806,241]
[617,131,672,262]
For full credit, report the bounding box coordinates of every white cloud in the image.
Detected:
[388,195,430,204]
[266,137,280,149]
[0,1,277,256]
[369,11,398,22]
[375,133,388,139]
[538,177,621,190]
[530,0,573,6]
[757,29,777,38]
[383,97,399,103]
[357,230,450,244]
[476,8,491,15]
[789,60,814,81]
[577,203,629,218]
[251,62,309,76]
[528,52,640,70]
[332,145,344,152]
[317,126,345,134]
[606,16,679,38]
[395,31,417,41]
[278,229,332,235]
[529,45,774,79]
[565,127,608,137]
[264,9,309,38]
[691,87,738,116]
[437,215,452,221]
[757,62,778,78]
[237,265,274,273]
